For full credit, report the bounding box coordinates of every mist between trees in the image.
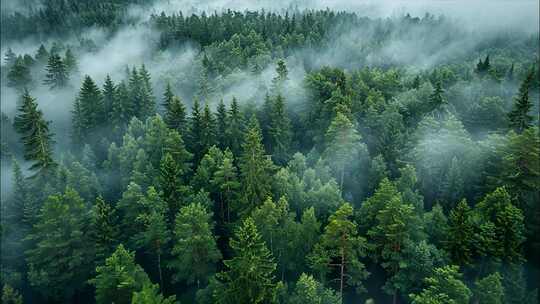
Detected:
[0,0,539,304]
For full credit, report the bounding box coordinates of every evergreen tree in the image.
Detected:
[159,153,189,225]
[1,285,23,304]
[43,53,68,89]
[215,217,277,304]
[268,94,292,165]
[131,283,177,304]
[323,111,363,191]
[3,48,17,67]
[309,203,368,300]
[170,203,221,287]
[238,116,274,216]
[90,196,120,264]
[410,266,471,304]
[164,96,187,135]
[13,90,56,179]
[288,273,340,304]
[91,244,151,304]
[226,97,244,157]
[75,75,105,142]
[63,48,78,74]
[216,99,228,149]
[162,82,174,111]
[272,59,288,93]
[35,44,49,64]
[508,70,534,133]
[201,103,217,156]
[189,98,204,163]
[474,272,504,304]
[103,75,116,120]
[446,199,475,266]
[25,188,93,301]
[212,149,240,222]
[7,56,32,90]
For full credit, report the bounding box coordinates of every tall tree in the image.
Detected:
[13,90,56,179]
[164,96,187,135]
[63,48,78,74]
[309,203,368,301]
[75,75,105,143]
[508,70,535,133]
[410,266,471,304]
[212,149,240,222]
[474,272,504,304]
[103,75,116,120]
[215,217,277,304]
[323,111,363,191]
[216,99,228,149]
[268,94,292,165]
[225,97,244,157]
[446,199,475,266]
[90,196,120,264]
[169,203,221,287]
[189,98,204,163]
[43,53,68,89]
[131,283,177,304]
[238,116,274,216]
[91,244,151,304]
[25,188,94,301]
[7,56,32,90]
[288,273,340,304]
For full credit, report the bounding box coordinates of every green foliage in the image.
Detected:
[43,53,68,89]
[508,71,535,133]
[288,273,340,304]
[1,285,23,304]
[170,203,221,286]
[91,244,151,304]
[131,283,177,304]
[474,272,504,304]
[25,188,93,300]
[410,266,472,304]
[216,217,277,304]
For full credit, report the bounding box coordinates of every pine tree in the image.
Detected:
[13,90,56,179]
[75,75,105,142]
[446,199,475,266]
[212,149,240,222]
[63,48,78,74]
[474,272,504,304]
[289,273,340,304]
[238,116,274,216]
[189,98,204,163]
[323,111,363,191]
[429,81,447,119]
[226,97,244,157]
[440,156,464,211]
[216,217,277,304]
[164,96,187,136]
[410,266,471,304]
[103,75,116,120]
[35,44,49,64]
[268,94,291,165]
[43,53,68,89]
[90,196,120,264]
[25,188,94,301]
[7,56,32,90]
[159,153,188,225]
[201,103,217,156]
[163,82,174,110]
[216,99,228,149]
[170,203,221,287]
[1,285,23,304]
[272,59,288,93]
[508,70,534,133]
[131,283,177,304]
[309,203,368,300]
[91,244,151,304]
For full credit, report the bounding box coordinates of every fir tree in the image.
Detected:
[131,283,177,304]
[91,244,151,304]
[7,56,32,90]
[35,44,49,64]
[13,90,56,179]
[90,196,120,264]
[238,116,274,215]
[75,75,105,142]
[170,203,221,287]
[268,94,292,165]
[216,217,277,304]
[446,199,475,266]
[226,97,244,157]
[216,99,228,149]
[508,70,534,133]
[63,48,78,74]
[212,149,240,222]
[200,103,217,156]
[43,53,68,89]
[103,75,116,120]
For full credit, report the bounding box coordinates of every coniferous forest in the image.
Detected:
[1,1,539,303]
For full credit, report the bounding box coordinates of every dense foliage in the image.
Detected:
[1,2,539,304]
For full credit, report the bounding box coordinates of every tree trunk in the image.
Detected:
[157,252,163,291]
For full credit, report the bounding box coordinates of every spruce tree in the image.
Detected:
[63,48,78,74]
[189,98,204,162]
[410,266,471,304]
[508,70,534,133]
[216,217,277,304]
[90,196,120,265]
[35,44,49,64]
[446,199,475,266]
[216,99,228,149]
[91,244,151,304]
[159,152,189,225]
[212,149,240,222]
[103,75,116,119]
[164,95,187,136]
[226,97,244,157]
[13,90,56,179]
[43,53,68,89]
[170,203,221,287]
[131,283,177,304]
[7,56,32,90]
[75,75,105,141]
[238,116,274,216]
[25,188,94,301]
[474,272,504,304]
[268,94,291,165]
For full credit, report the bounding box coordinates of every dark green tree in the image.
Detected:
[508,70,535,133]
[7,56,32,90]
[43,53,68,89]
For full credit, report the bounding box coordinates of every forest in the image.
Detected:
[0,0,539,303]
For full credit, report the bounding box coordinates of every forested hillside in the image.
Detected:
[1,1,539,303]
